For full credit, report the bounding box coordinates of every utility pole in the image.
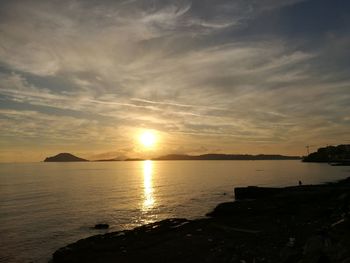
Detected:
[305,145,316,155]
[306,145,310,155]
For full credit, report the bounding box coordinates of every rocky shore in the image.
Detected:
[52,178,350,263]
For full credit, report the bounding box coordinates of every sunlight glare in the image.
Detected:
[143,160,155,209]
[140,131,156,148]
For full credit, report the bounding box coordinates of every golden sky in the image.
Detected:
[0,0,349,162]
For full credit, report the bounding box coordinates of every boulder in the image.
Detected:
[94,224,109,229]
[234,186,282,200]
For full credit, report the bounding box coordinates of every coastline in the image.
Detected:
[52,177,350,263]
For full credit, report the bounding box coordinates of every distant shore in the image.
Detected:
[44,152,301,162]
[52,177,350,263]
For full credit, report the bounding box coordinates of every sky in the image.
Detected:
[0,0,349,162]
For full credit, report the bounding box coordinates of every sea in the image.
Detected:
[0,160,349,263]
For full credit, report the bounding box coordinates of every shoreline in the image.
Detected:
[52,177,350,263]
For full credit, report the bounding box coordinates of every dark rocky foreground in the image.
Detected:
[52,178,350,263]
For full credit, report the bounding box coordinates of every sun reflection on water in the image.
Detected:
[143,160,155,210]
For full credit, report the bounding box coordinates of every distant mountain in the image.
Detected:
[95,158,122,162]
[154,154,301,161]
[154,154,194,160]
[43,152,301,162]
[44,153,89,162]
[125,158,145,161]
[303,144,350,163]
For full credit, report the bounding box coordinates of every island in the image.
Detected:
[44,153,88,162]
[52,177,350,263]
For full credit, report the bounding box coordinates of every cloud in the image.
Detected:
[0,109,118,142]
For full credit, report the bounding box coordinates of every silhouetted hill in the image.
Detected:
[44,153,88,162]
[154,153,301,161]
[125,158,145,161]
[303,144,350,163]
[154,154,195,160]
[95,158,122,162]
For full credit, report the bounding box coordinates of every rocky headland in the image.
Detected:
[52,177,350,263]
[303,144,350,164]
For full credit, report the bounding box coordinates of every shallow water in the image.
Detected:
[0,160,349,262]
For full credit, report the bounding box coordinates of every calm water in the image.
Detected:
[0,160,349,263]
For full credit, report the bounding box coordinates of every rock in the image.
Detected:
[94,224,109,229]
[300,234,331,263]
[280,239,300,263]
[234,186,282,200]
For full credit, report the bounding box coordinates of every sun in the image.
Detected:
[139,131,156,148]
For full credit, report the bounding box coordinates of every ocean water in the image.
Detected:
[0,160,349,263]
